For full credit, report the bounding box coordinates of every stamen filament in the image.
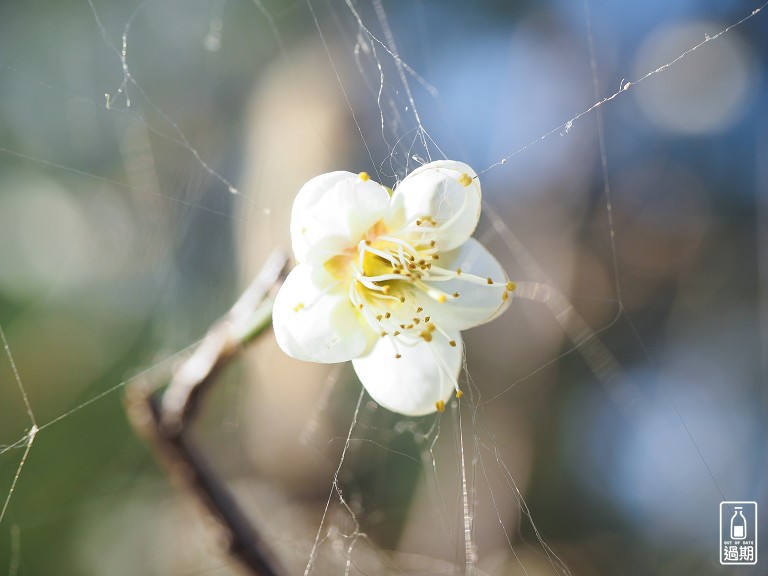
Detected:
[428,265,506,286]
[363,273,409,283]
[377,235,421,258]
[414,280,450,303]
[356,276,389,292]
[360,243,398,265]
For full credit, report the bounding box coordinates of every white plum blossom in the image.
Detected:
[273,160,514,416]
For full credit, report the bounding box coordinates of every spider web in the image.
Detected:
[0,0,766,574]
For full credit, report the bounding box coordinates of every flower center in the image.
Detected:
[318,218,515,360]
[343,219,461,354]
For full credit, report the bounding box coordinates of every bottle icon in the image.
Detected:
[731,506,747,540]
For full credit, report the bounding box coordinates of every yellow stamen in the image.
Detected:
[487,277,493,285]
[420,330,433,342]
[359,171,370,181]
[293,302,304,312]
[436,400,446,413]
[453,292,460,298]
[458,173,472,187]
[456,267,462,275]
[416,307,423,313]
[449,340,456,347]
[395,353,402,359]
[455,389,464,398]
[506,281,517,292]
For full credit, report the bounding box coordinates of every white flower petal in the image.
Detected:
[273,264,374,363]
[352,332,461,416]
[386,160,481,252]
[415,238,510,331]
[290,171,390,265]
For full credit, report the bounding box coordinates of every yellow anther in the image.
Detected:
[430,240,436,247]
[452,292,460,298]
[424,316,430,322]
[407,324,414,329]
[456,267,462,275]
[506,281,517,292]
[455,389,464,399]
[432,254,439,260]
[420,330,432,341]
[427,323,436,332]
[293,302,305,312]
[376,314,383,321]
[458,173,473,187]
[395,353,402,359]
[413,317,420,324]
[382,285,390,294]
[358,304,364,310]
[449,339,456,347]
[436,400,446,413]
[380,331,388,337]
[364,239,371,245]
[416,307,423,313]
[359,171,370,181]
[399,296,406,303]
[437,294,447,303]
[502,291,508,302]
[384,312,391,319]
[487,277,493,285]
[416,219,422,226]
[393,330,400,336]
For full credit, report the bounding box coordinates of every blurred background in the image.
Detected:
[0,0,766,574]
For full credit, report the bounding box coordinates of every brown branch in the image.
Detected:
[126,249,290,576]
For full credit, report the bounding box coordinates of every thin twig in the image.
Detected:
[126,249,290,576]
